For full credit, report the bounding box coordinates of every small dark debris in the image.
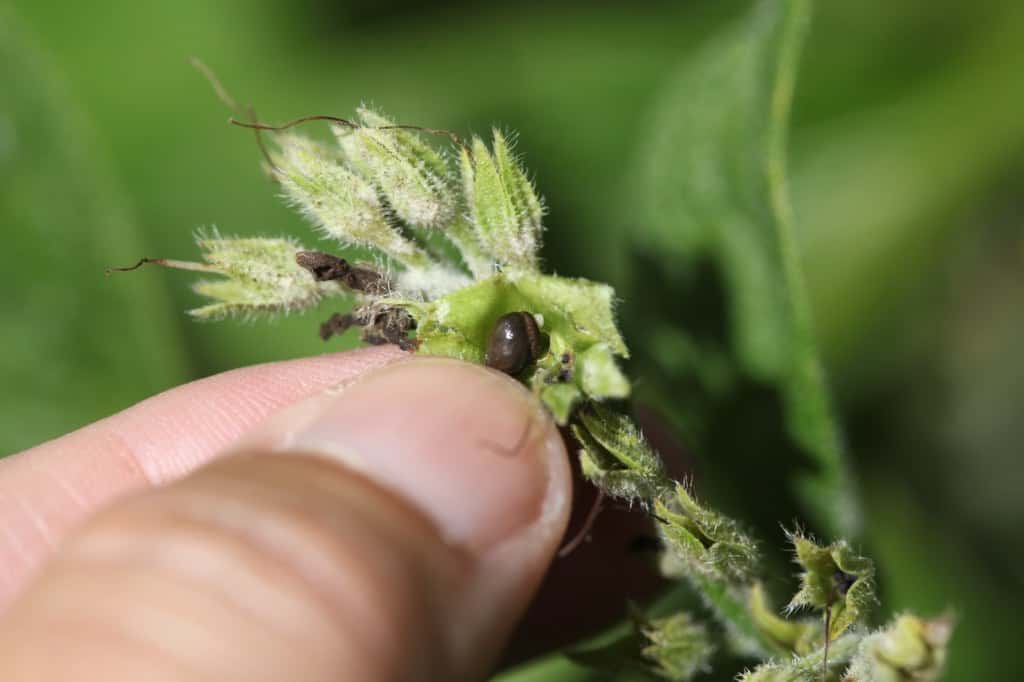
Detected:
[363,306,418,349]
[319,304,417,350]
[319,312,358,341]
[296,250,388,295]
[833,569,858,597]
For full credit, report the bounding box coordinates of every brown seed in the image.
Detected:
[485,311,544,376]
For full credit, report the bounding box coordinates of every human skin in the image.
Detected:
[0,348,574,681]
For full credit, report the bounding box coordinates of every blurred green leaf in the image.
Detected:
[846,613,953,682]
[0,8,190,454]
[495,659,607,682]
[865,480,1012,682]
[793,2,1024,382]
[627,0,857,538]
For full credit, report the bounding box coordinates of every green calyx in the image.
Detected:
[787,533,876,640]
[385,271,629,424]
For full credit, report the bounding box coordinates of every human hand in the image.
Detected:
[0,349,576,680]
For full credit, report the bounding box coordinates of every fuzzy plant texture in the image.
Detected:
[147,116,953,680]
[179,111,634,427]
[128,2,954,679]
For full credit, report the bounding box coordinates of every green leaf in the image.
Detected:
[630,0,858,538]
[566,628,655,680]
[0,8,189,454]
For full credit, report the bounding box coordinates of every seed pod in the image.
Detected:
[275,134,431,267]
[336,107,456,229]
[492,129,543,248]
[188,232,340,319]
[461,132,543,270]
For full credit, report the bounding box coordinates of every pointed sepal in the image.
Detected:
[461,133,542,269]
[655,483,759,583]
[274,133,430,267]
[335,107,456,229]
[189,232,342,319]
[391,272,629,422]
[787,532,876,640]
[572,403,669,502]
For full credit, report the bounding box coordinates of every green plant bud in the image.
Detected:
[641,611,714,681]
[461,135,540,269]
[189,232,341,319]
[571,403,669,502]
[567,607,714,682]
[275,133,431,267]
[654,483,759,583]
[492,129,544,245]
[786,533,876,640]
[845,614,953,682]
[335,107,456,229]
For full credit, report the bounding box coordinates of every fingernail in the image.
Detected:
[271,358,565,554]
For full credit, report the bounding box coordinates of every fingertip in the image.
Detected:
[0,357,573,681]
[244,357,572,557]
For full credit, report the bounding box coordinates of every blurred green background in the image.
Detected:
[1,1,1020,679]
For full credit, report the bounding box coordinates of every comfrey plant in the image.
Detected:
[110,106,953,680]
[113,105,636,429]
[109,55,953,682]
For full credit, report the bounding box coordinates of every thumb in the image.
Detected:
[0,358,572,681]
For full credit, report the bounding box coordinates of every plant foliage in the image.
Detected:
[102,0,954,679]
